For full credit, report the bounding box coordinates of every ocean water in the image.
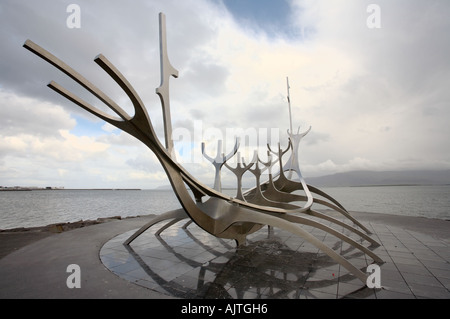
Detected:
[319,185,450,220]
[0,185,449,230]
[0,189,181,230]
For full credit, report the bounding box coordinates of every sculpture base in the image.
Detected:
[100,218,377,299]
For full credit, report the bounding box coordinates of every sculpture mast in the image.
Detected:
[286,77,295,179]
[287,77,293,138]
[156,12,179,159]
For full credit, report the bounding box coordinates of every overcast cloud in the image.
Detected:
[0,0,449,189]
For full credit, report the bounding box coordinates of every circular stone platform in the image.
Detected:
[100,218,381,299]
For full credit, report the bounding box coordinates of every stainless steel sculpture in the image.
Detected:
[23,12,383,284]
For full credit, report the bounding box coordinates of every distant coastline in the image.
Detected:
[305,169,450,187]
[64,189,142,191]
[0,186,141,191]
[0,186,63,191]
[3,169,449,191]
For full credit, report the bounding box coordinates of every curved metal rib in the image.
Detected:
[223,151,254,201]
[202,138,239,192]
[244,143,290,199]
[307,210,379,247]
[258,150,305,203]
[204,198,374,283]
[244,151,298,210]
[155,217,187,236]
[124,208,187,245]
[269,142,313,211]
[276,212,383,264]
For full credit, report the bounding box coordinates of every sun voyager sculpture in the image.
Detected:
[24,13,383,285]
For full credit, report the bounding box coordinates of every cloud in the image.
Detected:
[1,0,449,189]
[0,89,76,137]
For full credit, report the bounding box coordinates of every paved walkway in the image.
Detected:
[0,215,172,298]
[1,211,449,299]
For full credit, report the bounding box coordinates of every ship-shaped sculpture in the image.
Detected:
[23,13,383,284]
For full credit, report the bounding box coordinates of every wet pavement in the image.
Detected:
[1,211,449,299]
[100,214,450,299]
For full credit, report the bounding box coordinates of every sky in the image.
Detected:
[0,0,449,189]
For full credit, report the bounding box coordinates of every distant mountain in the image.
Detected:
[305,170,450,187]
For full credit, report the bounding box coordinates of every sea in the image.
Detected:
[0,185,449,230]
